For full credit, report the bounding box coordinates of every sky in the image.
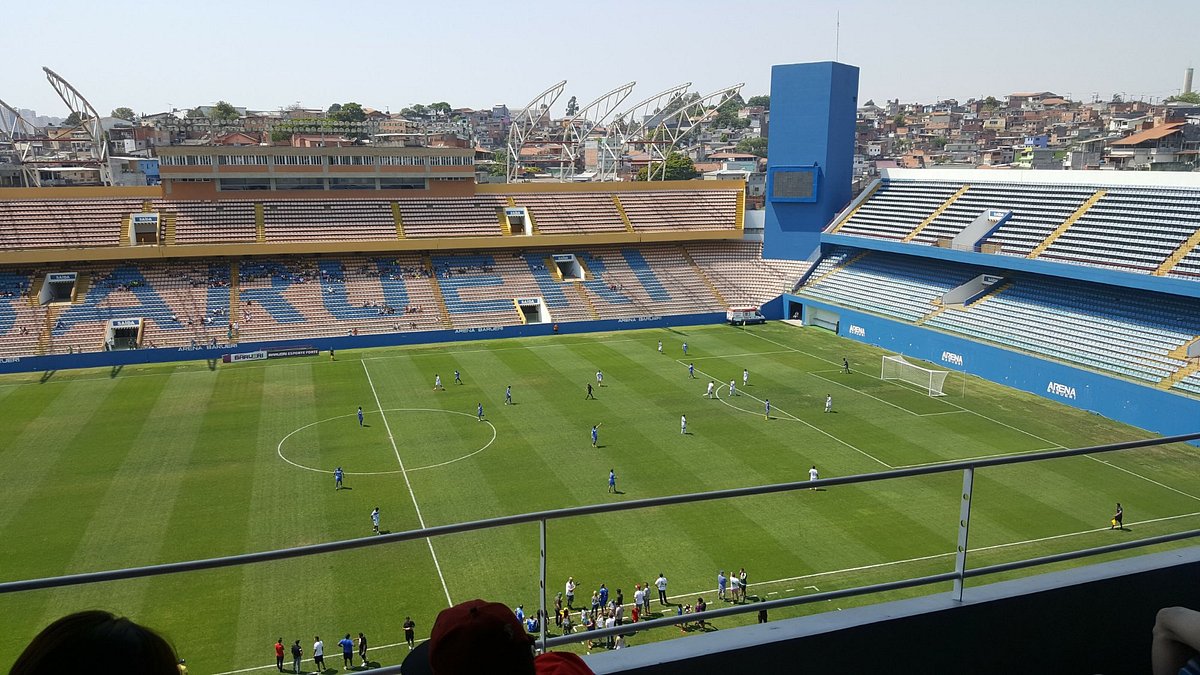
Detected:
[2,0,1198,119]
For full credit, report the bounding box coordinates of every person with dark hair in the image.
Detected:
[358,632,369,666]
[1112,502,1124,530]
[412,598,593,675]
[11,609,180,675]
[312,635,326,672]
[339,633,355,668]
[290,640,302,674]
[274,638,285,672]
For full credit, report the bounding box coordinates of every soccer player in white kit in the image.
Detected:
[596,369,603,386]
[705,381,715,399]
[825,394,833,413]
[434,374,442,390]
[681,415,687,434]
[729,380,736,397]
[743,369,749,387]
[809,465,819,489]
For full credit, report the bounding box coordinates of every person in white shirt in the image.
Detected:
[680,415,687,435]
[657,340,663,354]
[566,576,577,608]
[312,637,326,672]
[729,380,736,397]
[705,381,715,399]
[743,369,749,387]
[655,573,669,605]
[633,586,645,611]
[825,394,833,413]
[809,465,819,490]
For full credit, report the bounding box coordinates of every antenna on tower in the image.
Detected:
[835,11,840,62]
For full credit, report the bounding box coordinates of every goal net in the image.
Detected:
[881,354,949,396]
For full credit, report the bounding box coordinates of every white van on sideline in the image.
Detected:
[726,306,766,326]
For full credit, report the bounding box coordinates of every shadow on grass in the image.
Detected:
[110,365,123,379]
[39,370,56,384]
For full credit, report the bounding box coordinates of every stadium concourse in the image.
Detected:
[0,181,807,360]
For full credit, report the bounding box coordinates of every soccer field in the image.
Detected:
[1,323,1197,673]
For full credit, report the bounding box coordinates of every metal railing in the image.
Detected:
[3,432,1199,674]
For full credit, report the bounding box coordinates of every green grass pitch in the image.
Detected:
[0,323,1197,673]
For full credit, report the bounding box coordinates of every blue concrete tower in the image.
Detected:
[763,62,860,260]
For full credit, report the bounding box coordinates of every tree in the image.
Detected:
[1167,91,1200,104]
[327,103,343,115]
[983,96,1000,109]
[565,96,579,117]
[892,113,907,126]
[747,95,770,109]
[931,136,948,150]
[209,101,239,123]
[487,149,508,177]
[330,102,366,123]
[713,95,746,128]
[636,152,699,181]
[185,108,206,119]
[111,107,135,121]
[409,103,428,117]
[429,102,452,116]
[735,136,769,158]
[64,112,85,127]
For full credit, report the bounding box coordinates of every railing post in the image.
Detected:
[953,467,974,602]
[539,518,548,653]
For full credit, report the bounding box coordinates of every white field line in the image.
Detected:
[895,447,1064,469]
[0,336,644,390]
[1085,455,1200,502]
[212,509,1200,675]
[362,360,453,607]
[684,359,893,469]
[682,349,798,361]
[741,327,1066,449]
[275,409,497,475]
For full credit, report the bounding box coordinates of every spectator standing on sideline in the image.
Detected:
[643,581,652,613]
[274,638,285,672]
[290,640,302,674]
[566,576,577,608]
[717,571,727,601]
[656,573,669,605]
[312,636,325,673]
[338,634,354,669]
[758,603,768,623]
[1112,503,1124,530]
[357,632,368,666]
[633,585,644,613]
[403,616,415,649]
[730,573,741,603]
[739,568,749,600]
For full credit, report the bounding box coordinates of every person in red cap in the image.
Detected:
[419,599,593,675]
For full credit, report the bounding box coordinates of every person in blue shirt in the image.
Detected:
[682,342,688,355]
[764,399,771,420]
[477,403,484,421]
[505,385,512,405]
[454,369,462,385]
[591,424,600,448]
[717,571,728,601]
[515,605,525,623]
[357,406,363,427]
[688,363,695,379]
[599,584,609,606]
[338,634,354,669]
[608,469,616,493]
[334,467,344,490]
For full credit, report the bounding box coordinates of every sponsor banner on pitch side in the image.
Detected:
[266,347,319,359]
[222,351,267,364]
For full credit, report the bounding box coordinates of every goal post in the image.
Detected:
[881,354,949,396]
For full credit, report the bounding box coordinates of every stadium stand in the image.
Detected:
[397,197,508,238]
[796,251,978,323]
[0,270,41,358]
[0,198,143,249]
[158,200,257,244]
[262,200,397,243]
[511,192,628,234]
[1169,245,1200,279]
[683,241,810,306]
[618,190,739,231]
[928,183,1097,252]
[833,180,962,240]
[1037,187,1200,272]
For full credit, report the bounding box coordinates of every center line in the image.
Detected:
[362,360,453,607]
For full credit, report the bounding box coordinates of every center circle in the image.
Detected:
[277,408,497,475]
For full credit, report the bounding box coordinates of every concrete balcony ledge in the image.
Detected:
[584,546,1200,675]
